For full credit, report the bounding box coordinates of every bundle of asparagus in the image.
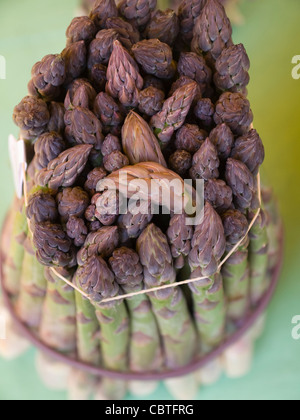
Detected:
[1,0,281,400]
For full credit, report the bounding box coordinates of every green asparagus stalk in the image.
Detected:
[76,255,130,399]
[190,271,226,353]
[126,294,162,372]
[221,209,250,323]
[39,267,76,353]
[15,238,47,329]
[262,187,282,272]
[73,274,101,366]
[109,247,163,372]
[222,250,249,323]
[249,208,269,306]
[0,206,13,260]
[189,202,227,353]
[137,223,198,369]
[3,198,28,296]
[96,301,129,399]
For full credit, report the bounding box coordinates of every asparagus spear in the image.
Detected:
[132,39,175,79]
[7,189,56,317]
[262,187,282,272]
[32,221,76,268]
[109,247,163,372]
[122,111,167,167]
[190,270,226,353]
[221,209,250,323]
[30,54,66,101]
[137,223,198,368]
[119,0,156,29]
[36,144,93,190]
[231,129,265,176]
[214,44,250,93]
[66,16,97,47]
[249,208,269,306]
[190,138,220,181]
[3,198,28,296]
[106,17,140,50]
[139,86,165,117]
[39,267,76,353]
[191,0,233,64]
[189,202,226,353]
[145,8,179,46]
[177,52,212,95]
[76,255,129,399]
[0,203,14,266]
[167,213,193,270]
[178,0,206,44]
[214,93,253,136]
[89,0,118,30]
[77,226,119,265]
[15,237,47,329]
[225,158,255,213]
[150,81,198,146]
[106,40,143,108]
[26,188,58,223]
[13,95,50,140]
[73,273,101,366]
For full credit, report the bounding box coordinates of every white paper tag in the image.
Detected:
[8,134,27,199]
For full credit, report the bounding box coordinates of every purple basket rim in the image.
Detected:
[0,220,284,381]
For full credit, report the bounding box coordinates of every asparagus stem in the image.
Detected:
[262,187,282,272]
[76,255,129,399]
[73,275,101,366]
[39,267,76,353]
[249,209,269,305]
[137,223,198,368]
[16,241,47,329]
[124,290,163,372]
[3,199,28,296]
[95,302,129,371]
[221,209,250,323]
[222,249,250,322]
[109,247,163,372]
[189,202,227,353]
[190,272,226,354]
[0,206,14,264]
[95,302,129,399]
[148,287,198,367]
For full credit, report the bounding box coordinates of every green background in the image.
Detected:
[0,0,299,400]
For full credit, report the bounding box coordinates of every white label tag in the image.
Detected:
[8,135,27,199]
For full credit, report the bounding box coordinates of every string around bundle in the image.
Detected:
[22,163,261,305]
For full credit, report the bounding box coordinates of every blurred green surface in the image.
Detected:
[0,0,300,400]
